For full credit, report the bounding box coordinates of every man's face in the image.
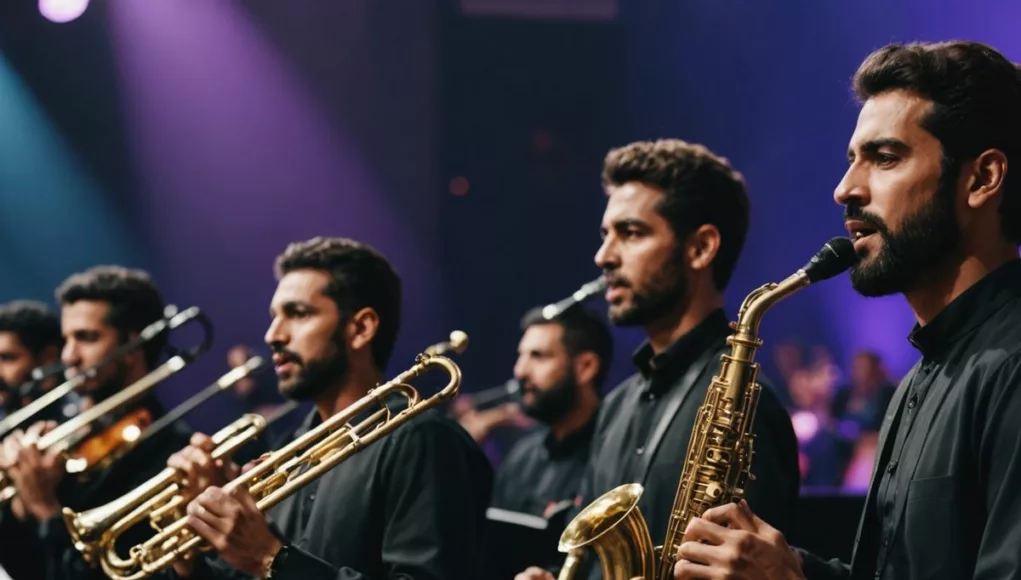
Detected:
[595,182,687,326]
[513,323,577,424]
[61,301,131,393]
[265,269,347,401]
[0,332,35,404]
[837,89,961,296]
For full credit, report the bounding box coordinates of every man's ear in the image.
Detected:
[572,351,600,388]
[685,224,722,273]
[348,307,380,354]
[964,148,1008,210]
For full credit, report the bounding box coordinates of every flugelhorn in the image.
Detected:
[0,306,213,506]
[555,238,856,580]
[84,331,468,580]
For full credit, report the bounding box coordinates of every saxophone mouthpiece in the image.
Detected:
[801,237,857,283]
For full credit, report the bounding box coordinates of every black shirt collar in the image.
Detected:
[909,259,1021,356]
[632,308,730,380]
[543,411,597,458]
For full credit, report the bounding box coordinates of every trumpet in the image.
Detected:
[72,331,469,580]
[0,306,213,506]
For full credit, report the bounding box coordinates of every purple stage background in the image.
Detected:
[1,0,1019,432]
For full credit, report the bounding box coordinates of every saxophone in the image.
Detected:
[556,237,856,580]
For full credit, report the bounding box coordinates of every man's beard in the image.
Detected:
[606,249,688,327]
[521,368,578,425]
[91,359,133,403]
[276,339,349,401]
[848,170,960,297]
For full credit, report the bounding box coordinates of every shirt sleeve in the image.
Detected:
[0,506,46,579]
[973,355,1021,580]
[794,549,851,580]
[36,512,100,580]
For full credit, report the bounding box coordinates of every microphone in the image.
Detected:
[468,378,521,407]
[540,277,606,320]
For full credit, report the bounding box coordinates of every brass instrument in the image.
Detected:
[0,306,213,506]
[0,305,193,437]
[556,238,856,580]
[74,330,468,580]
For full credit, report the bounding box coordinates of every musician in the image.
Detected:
[166,237,493,579]
[673,41,1021,580]
[0,300,63,422]
[0,300,64,580]
[517,139,800,579]
[0,266,193,580]
[489,304,612,519]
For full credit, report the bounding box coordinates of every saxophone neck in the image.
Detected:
[734,271,811,337]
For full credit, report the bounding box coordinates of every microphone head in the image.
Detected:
[802,237,858,283]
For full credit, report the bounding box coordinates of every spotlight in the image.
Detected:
[39,0,90,23]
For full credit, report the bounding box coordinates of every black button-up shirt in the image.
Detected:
[186,406,493,580]
[490,414,596,518]
[570,309,800,578]
[799,259,1021,580]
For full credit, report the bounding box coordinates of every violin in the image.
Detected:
[64,407,154,475]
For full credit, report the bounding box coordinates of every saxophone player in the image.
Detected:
[0,266,194,580]
[165,237,493,579]
[518,139,801,579]
[673,41,1021,580]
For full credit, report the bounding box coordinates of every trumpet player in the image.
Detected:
[673,40,1021,580]
[0,300,64,423]
[0,300,64,580]
[517,139,801,580]
[0,266,193,580]
[166,237,492,579]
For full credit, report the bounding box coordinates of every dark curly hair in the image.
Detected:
[853,40,1021,244]
[0,300,63,357]
[602,139,750,291]
[275,237,402,372]
[56,266,167,367]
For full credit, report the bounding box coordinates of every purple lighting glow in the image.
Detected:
[38,0,89,23]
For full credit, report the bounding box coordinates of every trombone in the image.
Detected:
[0,305,206,437]
[0,306,214,506]
[66,331,469,580]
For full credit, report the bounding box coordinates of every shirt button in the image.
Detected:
[907,396,918,409]
[886,460,898,474]
[636,446,645,456]
[882,538,890,547]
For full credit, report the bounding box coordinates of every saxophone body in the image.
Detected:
[556,238,855,580]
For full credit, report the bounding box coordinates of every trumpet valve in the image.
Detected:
[149,495,186,530]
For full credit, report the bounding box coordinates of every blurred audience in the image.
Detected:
[770,343,899,492]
